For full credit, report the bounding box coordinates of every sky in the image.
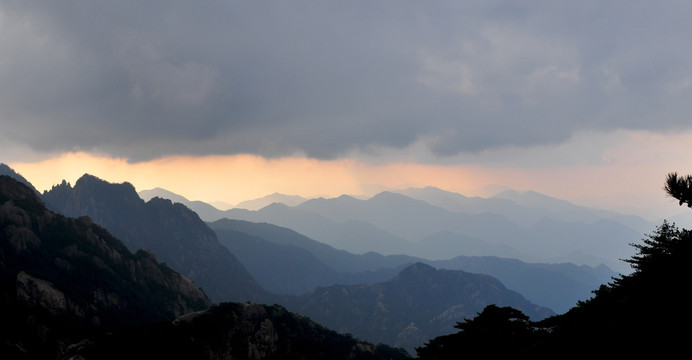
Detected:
[3,1,692,221]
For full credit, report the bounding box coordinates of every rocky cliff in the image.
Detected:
[0,175,211,358]
[42,174,268,303]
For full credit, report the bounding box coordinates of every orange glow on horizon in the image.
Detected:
[9,152,495,205]
[8,128,692,222]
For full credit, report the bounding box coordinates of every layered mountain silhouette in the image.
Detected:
[0,175,409,360]
[428,255,613,314]
[234,192,309,210]
[222,202,421,257]
[3,163,686,357]
[398,186,653,233]
[416,220,692,358]
[280,262,554,354]
[0,175,211,358]
[209,218,614,313]
[146,185,646,273]
[138,187,227,222]
[139,188,308,213]
[41,174,268,303]
[293,191,641,272]
[21,170,603,350]
[210,218,417,274]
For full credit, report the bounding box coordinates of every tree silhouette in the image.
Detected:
[664,172,692,207]
[622,219,685,274]
[415,305,546,358]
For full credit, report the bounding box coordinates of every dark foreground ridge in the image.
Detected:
[0,175,210,358]
[65,302,410,360]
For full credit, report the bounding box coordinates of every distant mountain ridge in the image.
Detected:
[209,218,418,273]
[237,191,638,272]
[281,262,554,354]
[428,255,614,314]
[138,187,227,221]
[234,192,309,210]
[296,190,640,267]
[144,185,646,272]
[397,186,653,232]
[210,219,412,295]
[209,218,614,313]
[492,188,654,233]
[42,174,269,303]
[221,202,421,257]
[138,188,308,213]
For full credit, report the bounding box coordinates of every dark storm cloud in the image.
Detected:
[2,1,692,161]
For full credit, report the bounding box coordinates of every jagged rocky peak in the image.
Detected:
[73,174,140,202]
[44,174,141,204]
[40,172,269,303]
[1,176,212,329]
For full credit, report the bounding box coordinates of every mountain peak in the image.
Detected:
[75,173,133,189]
[71,174,140,201]
[235,193,308,210]
[393,262,443,284]
[494,189,575,209]
[407,185,458,195]
[400,262,437,275]
[261,202,291,210]
[370,191,418,203]
[139,187,191,203]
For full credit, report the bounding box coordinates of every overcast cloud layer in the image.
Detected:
[2,1,692,162]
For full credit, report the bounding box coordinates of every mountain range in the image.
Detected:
[41,175,269,303]
[2,164,645,351]
[139,188,310,212]
[1,161,688,357]
[279,262,554,354]
[12,170,556,350]
[2,170,554,356]
[398,186,653,232]
[0,175,408,359]
[209,218,613,314]
[139,185,645,273]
